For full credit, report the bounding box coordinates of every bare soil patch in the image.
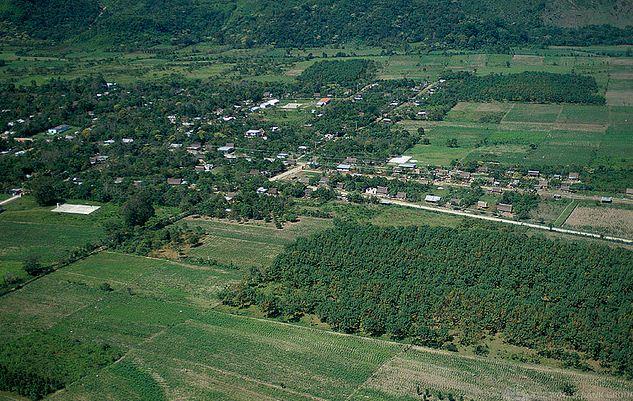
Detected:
[564,206,633,238]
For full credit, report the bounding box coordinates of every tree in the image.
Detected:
[417,127,425,135]
[30,176,62,206]
[23,256,50,276]
[121,192,155,227]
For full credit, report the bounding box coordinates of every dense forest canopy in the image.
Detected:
[225,222,633,378]
[0,0,631,49]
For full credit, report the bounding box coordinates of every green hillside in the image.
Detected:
[0,0,631,49]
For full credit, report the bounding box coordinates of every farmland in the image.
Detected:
[2,255,632,401]
[0,197,111,280]
[401,103,632,169]
[180,216,332,266]
[0,8,632,398]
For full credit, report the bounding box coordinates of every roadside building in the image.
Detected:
[496,203,513,213]
[425,195,441,203]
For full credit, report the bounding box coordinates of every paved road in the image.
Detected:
[0,194,21,206]
[379,198,633,245]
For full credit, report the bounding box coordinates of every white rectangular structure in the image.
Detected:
[52,203,101,215]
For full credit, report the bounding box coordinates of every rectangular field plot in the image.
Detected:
[181,217,332,267]
[135,312,403,401]
[0,197,111,279]
[58,251,240,306]
[563,205,633,238]
[0,252,235,344]
[354,347,633,401]
[503,103,562,123]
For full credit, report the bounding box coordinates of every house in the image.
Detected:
[224,192,237,201]
[477,201,488,209]
[388,156,412,165]
[114,177,124,184]
[568,172,580,181]
[245,129,265,138]
[256,187,268,195]
[560,184,571,192]
[267,188,279,196]
[122,138,134,144]
[496,203,513,213]
[47,124,70,135]
[316,97,332,107]
[103,139,115,145]
[626,188,633,196]
[399,162,417,170]
[167,178,183,185]
[89,155,109,165]
[424,195,441,203]
[601,196,613,203]
[169,143,183,149]
[217,143,235,153]
[319,176,329,186]
[344,157,357,164]
[304,187,313,197]
[527,170,540,177]
[259,99,280,109]
[457,171,471,180]
[277,152,289,159]
[395,192,407,200]
[376,186,389,197]
[336,163,351,172]
[187,142,202,152]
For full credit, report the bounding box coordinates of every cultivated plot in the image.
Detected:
[181,217,332,266]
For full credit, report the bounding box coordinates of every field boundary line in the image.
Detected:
[344,344,410,401]
[134,348,333,401]
[500,102,515,123]
[554,200,578,227]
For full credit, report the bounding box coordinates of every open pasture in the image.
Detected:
[181,217,332,267]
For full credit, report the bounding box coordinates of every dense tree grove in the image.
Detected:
[1,0,631,49]
[298,60,377,93]
[443,71,605,104]
[225,222,633,377]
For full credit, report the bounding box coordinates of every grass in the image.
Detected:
[180,216,332,267]
[0,197,113,280]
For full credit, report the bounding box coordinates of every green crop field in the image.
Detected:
[401,103,633,169]
[0,197,113,280]
[181,217,332,266]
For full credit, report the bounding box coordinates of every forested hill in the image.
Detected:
[225,222,633,378]
[0,0,632,49]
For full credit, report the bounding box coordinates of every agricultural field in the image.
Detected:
[0,197,112,280]
[563,204,633,238]
[3,259,632,401]
[356,347,633,401]
[180,217,332,266]
[402,103,633,169]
